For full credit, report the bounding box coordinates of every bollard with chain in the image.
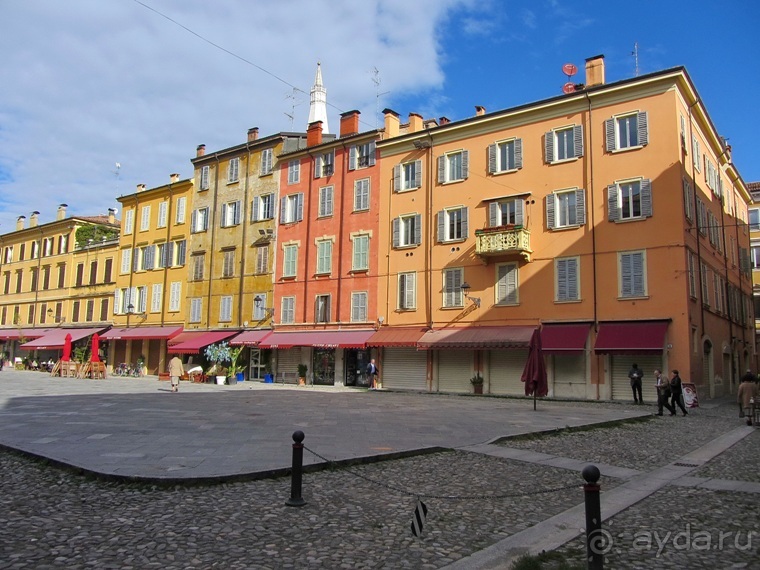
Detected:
[285,430,306,507]
[583,464,604,570]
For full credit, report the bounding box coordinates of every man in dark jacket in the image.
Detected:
[655,369,675,416]
[628,363,643,404]
[669,370,688,416]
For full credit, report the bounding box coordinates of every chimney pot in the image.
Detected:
[307,121,323,147]
[57,204,68,221]
[108,208,116,224]
[247,127,259,142]
[16,216,26,231]
[408,113,423,133]
[29,211,40,227]
[585,54,605,87]
[383,108,400,139]
[196,144,206,157]
[137,183,146,192]
[170,173,180,183]
[339,110,360,137]
[439,117,450,126]
[475,106,486,116]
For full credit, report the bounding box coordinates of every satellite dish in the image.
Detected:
[562,63,578,76]
[562,82,576,94]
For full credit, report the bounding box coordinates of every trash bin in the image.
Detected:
[264,373,274,383]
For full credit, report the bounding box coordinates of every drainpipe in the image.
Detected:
[584,92,600,400]
[161,180,175,327]
[337,142,349,324]
[302,154,314,324]
[687,100,705,337]
[424,130,434,331]
[207,155,220,328]
[126,197,139,328]
[238,144,253,327]
[33,223,43,328]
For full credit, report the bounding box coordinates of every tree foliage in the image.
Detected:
[75,224,119,248]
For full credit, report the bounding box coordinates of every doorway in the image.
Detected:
[345,348,370,386]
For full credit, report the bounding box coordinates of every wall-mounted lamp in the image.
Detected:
[46,308,66,324]
[126,304,147,319]
[375,316,385,330]
[413,139,432,150]
[460,282,481,308]
[254,295,275,318]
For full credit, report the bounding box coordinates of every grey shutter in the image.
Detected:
[489,202,499,227]
[573,125,584,157]
[605,118,615,152]
[567,258,578,300]
[607,185,620,221]
[632,253,644,296]
[348,146,357,170]
[368,141,376,166]
[545,131,554,164]
[437,156,445,183]
[621,254,633,296]
[234,201,241,224]
[575,189,586,225]
[506,265,517,304]
[461,150,469,179]
[414,214,422,245]
[637,111,649,146]
[488,144,497,174]
[166,241,174,267]
[445,270,455,306]
[556,259,568,300]
[515,199,524,226]
[461,207,468,238]
[546,194,556,229]
[221,203,229,227]
[280,197,287,223]
[399,274,407,309]
[314,155,323,179]
[413,160,422,188]
[252,196,260,221]
[296,193,304,221]
[393,165,401,192]
[437,210,445,242]
[392,218,400,248]
[190,210,197,232]
[514,138,523,169]
[640,179,653,218]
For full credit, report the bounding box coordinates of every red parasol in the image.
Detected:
[61,333,73,362]
[521,327,548,410]
[91,333,100,362]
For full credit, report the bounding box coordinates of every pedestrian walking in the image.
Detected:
[628,363,643,404]
[737,374,758,425]
[168,354,184,393]
[655,369,675,416]
[366,358,379,389]
[669,370,688,416]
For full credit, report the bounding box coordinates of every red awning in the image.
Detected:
[366,327,428,347]
[417,326,535,349]
[259,330,375,349]
[0,328,55,341]
[167,331,240,355]
[229,329,273,346]
[541,323,591,354]
[101,326,183,341]
[594,321,669,354]
[20,327,108,350]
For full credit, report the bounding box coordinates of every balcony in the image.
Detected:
[475,225,532,262]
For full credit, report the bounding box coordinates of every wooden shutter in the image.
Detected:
[607,185,620,221]
[200,165,209,190]
[393,165,402,192]
[632,253,644,296]
[280,197,287,223]
[368,141,376,166]
[413,160,422,188]
[546,194,556,229]
[640,179,653,218]
[437,156,445,183]
[488,144,497,174]
[348,146,357,170]
[252,196,260,221]
[637,111,649,146]
[573,125,584,157]
[414,214,422,245]
[575,189,586,225]
[461,207,468,238]
[489,202,499,227]
[556,259,568,300]
[114,289,121,314]
[314,155,323,179]
[437,211,445,242]
[296,193,304,221]
[620,254,633,296]
[461,150,469,179]
[605,118,615,151]
[514,138,523,169]
[445,270,458,306]
[392,218,400,248]
[498,264,517,304]
[545,131,554,164]
[515,199,524,226]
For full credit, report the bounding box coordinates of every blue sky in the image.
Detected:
[1,0,758,231]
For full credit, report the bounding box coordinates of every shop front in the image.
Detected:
[101,325,184,375]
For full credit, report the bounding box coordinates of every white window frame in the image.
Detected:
[749,209,760,231]
[221,200,241,228]
[354,179,370,211]
[488,138,523,174]
[280,193,303,224]
[605,111,648,152]
[219,295,233,322]
[227,157,240,183]
[438,206,468,242]
[124,209,134,235]
[314,150,335,178]
[443,267,463,308]
[607,178,652,222]
[546,125,583,163]
[350,291,368,322]
[351,234,369,271]
[496,263,519,305]
[398,272,416,310]
[157,201,168,228]
[393,214,422,248]
[349,142,376,170]
[252,193,275,221]
[316,239,333,275]
[140,205,151,231]
[189,298,202,323]
[281,296,295,324]
[555,257,580,302]
[547,188,585,229]
[287,160,300,184]
[393,160,422,191]
[619,250,647,298]
[488,198,524,227]
[437,150,469,184]
[151,284,162,313]
[169,282,181,312]
[175,196,186,224]
[283,244,298,278]
[191,207,209,233]
[199,165,210,190]
[315,294,331,323]
[318,186,334,217]
[260,148,273,176]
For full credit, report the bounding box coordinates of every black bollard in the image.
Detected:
[582,464,604,570]
[285,430,306,507]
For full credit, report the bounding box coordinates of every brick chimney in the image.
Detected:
[57,204,68,221]
[340,110,360,137]
[16,216,25,231]
[247,127,259,142]
[170,173,180,183]
[408,113,423,133]
[29,211,40,227]
[475,106,486,116]
[439,117,450,126]
[383,108,400,139]
[585,54,605,87]
[307,121,323,147]
[196,144,206,157]
[108,208,116,224]
[137,183,146,192]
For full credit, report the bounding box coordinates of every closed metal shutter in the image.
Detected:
[437,351,473,393]
[551,354,586,399]
[382,348,427,391]
[611,355,661,403]
[275,348,302,384]
[488,349,529,395]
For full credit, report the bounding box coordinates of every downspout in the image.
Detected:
[238,144,252,327]
[584,91,600,400]
[424,130,434,330]
[126,198,139,328]
[337,142,349,325]
[302,153,314,324]
[207,154,220,328]
[718,179,732,365]
[161,181,174,327]
[33,225,43,328]
[687,99,705,336]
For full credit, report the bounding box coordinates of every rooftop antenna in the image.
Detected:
[631,42,639,77]
[371,67,389,129]
[284,87,302,130]
[561,62,579,94]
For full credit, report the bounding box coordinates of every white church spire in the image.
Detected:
[307,62,329,134]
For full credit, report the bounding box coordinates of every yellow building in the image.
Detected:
[105,174,193,374]
[0,205,119,362]
[748,181,760,369]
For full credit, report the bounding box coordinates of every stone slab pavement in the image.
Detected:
[0,370,650,481]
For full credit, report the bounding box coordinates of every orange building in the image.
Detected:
[373,56,752,401]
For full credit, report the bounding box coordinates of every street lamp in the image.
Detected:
[254,295,275,318]
[460,282,481,308]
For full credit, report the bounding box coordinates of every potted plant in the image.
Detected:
[227,346,245,383]
[470,373,484,395]
[205,342,233,385]
[136,354,146,376]
[297,363,308,386]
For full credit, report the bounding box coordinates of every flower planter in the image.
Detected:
[236,372,244,383]
[473,384,483,395]
[215,375,226,385]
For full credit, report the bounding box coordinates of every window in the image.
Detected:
[353,179,370,211]
[749,209,760,231]
[19,243,25,261]
[221,200,241,227]
[89,260,97,285]
[200,165,210,190]
[692,136,701,172]
[175,196,186,224]
[488,138,523,173]
[220,296,233,322]
[253,293,268,320]
[120,249,132,274]
[140,205,151,231]
[2,272,9,295]
[314,150,334,178]
[31,241,39,259]
[124,210,134,234]
[255,245,269,274]
[443,268,463,307]
[141,245,155,271]
[222,250,235,277]
[189,298,202,323]
[352,234,369,271]
[43,237,53,257]
[227,157,240,183]
[175,240,186,266]
[103,258,112,283]
[547,189,585,229]
[545,125,583,163]
[280,193,304,224]
[76,263,84,287]
[85,299,94,322]
[687,250,697,298]
[71,301,80,323]
[619,250,646,298]
[287,160,300,184]
[252,194,274,221]
[349,141,376,170]
[697,199,707,236]
[752,246,760,269]
[496,263,518,305]
[100,298,109,321]
[489,198,524,227]
[192,254,204,281]
[605,111,648,151]
[315,295,331,323]
[58,235,68,254]
[15,270,22,293]
[555,257,579,302]
[57,264,65,288]
[700,263,710,307]
[260,148,273,176]
[283,244,298,278]
[316,239,332,275]
[3,246,12,263]
[318,186,334,217]
[351,292,368,322]
[607,179,652,222]
[437,150,469,183]
[714,274,723,314]
[393,160,422,191]
[683,177,694,222]
[281,297,295,324]
[398,272,416,310]
[157,201,168,228]
[157,243,169,268]
[42,266,51,290]
[393,214,422,248]
[30,268,38,292]
[437,207,468,242]
[27,305,35,325]
[169,282,181,312]
[191,207,209,233]
[136,285,147,313]
[151,284,162,313]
